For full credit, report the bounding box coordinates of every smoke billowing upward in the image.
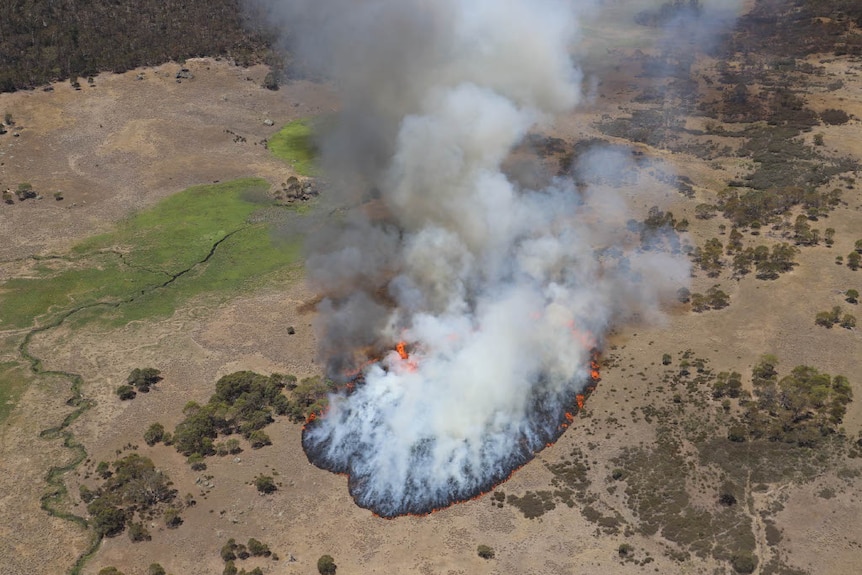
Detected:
[258,0,688,517]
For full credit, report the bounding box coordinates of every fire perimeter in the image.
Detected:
[302,343,601,518]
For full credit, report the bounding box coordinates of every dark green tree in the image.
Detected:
[317,554,337,575]
[144,422,165,446]
[254,474,277,494]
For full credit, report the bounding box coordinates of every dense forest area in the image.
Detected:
[728,0,862,58]
[0,0,274,92]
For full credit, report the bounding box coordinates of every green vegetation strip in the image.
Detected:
[1,178,305,574]
[1,178,301,330]
[268,119,318,177]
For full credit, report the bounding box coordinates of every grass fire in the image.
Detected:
[280,0,687,518]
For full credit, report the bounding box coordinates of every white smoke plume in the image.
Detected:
[255,0,689,516]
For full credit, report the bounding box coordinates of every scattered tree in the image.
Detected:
[127,367,162,392]
[128,522,151,542]
[846,289,859,304]
[116,385,136,401]
[164,507,182,528]
[248,538,271,557]
[254,474,277,494]
[317,554,337,575]
[617,543,634,558]
[477,544,495,559]
[144,423,165,446]
[87,498,126,537]
[848,251,861,271]
[15,183,37,200]
[147,565,166,575]
[731,551,758,574]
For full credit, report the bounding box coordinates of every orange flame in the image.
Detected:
[576,394,585,410]
[396,341,409,360]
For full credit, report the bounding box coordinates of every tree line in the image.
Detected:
[0,0,275,92]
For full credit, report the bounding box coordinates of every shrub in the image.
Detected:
[254,474,277,494]
[728,426,747,442]
[98,568,125,575]
[846,289,859,304]
[840,314,856,329]
[88,499,126,537]
[164,507,182,528]
[477,544,495,559]
[262,71,280,91]
[128,521,151,542]
[223,561,238,575]
[248,430,271,449]
[226,438,241,454]
[248,538,271,557]
[147,565,166,575]
[187,453,207,471]
[820,108,850,125]
[731,551,758,574]
[317,554,337,575]
[116,385,136,401]
[618,543,634,557]
[15,182,37,200]
[718,492,737,507]
[221,539,237,561]
[661,354,672,366]
[144,423,165,446]
[848,252,861,271]
[95,460,112,478]
[127,367,161,391]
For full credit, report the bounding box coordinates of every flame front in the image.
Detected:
[396,341,409,360]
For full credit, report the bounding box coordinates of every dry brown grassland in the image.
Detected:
[1,9,861,575]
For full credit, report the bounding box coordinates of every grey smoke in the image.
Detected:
[255,0,691,515]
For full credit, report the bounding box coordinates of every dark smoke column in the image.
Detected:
[259,0,688,516]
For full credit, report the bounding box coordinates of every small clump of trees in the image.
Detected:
[81,454,179,540]
[815,306,856,329]
[220,537,274,574]
[689,285,730,312]
[116,367,162,400]
[143,371,333,467]
[732,356,853,446]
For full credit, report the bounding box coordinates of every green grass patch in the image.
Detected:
[0,178,301,329]
[0,362,30,423]
[268,119,317,176]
